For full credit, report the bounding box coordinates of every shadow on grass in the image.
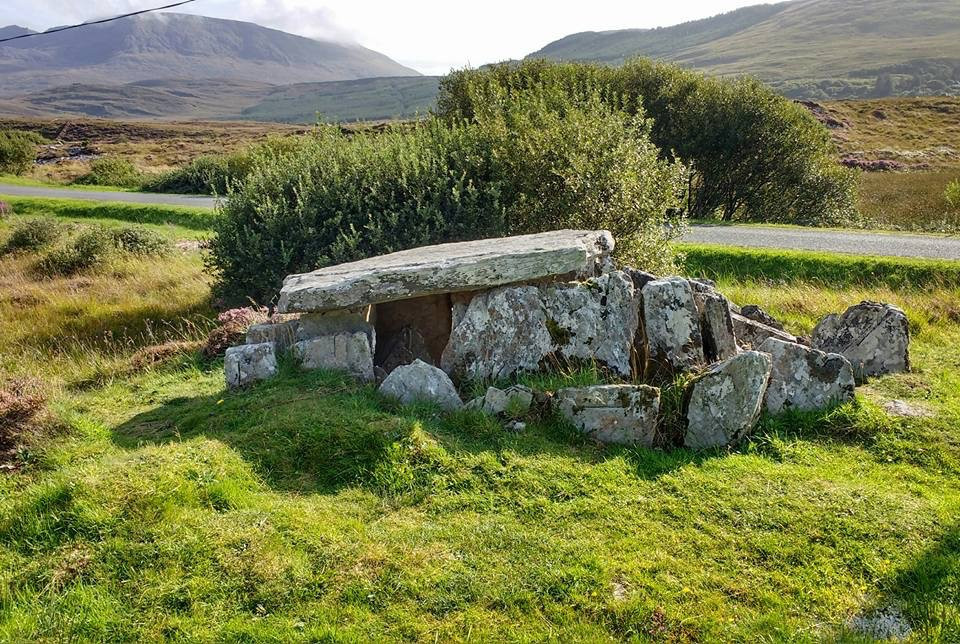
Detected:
[108,362,729,495]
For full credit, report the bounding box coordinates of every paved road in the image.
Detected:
[0,183,219,209]
[683,224,960,260]
[4,183,960,259]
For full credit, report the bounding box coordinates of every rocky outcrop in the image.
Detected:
[554,385,660,446]
[812,301,910,381]
[293,331,375,382]
[683,351,772,449]
[278,230,615,313]
[225,342,278,389]
[378,359,463,410]
[465,385,534,417]
[759,338,855,414]
[642,277,704,374]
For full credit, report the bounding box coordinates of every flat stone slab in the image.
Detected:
[277,230,614,313]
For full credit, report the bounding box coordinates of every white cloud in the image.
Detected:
[2,0,770,74]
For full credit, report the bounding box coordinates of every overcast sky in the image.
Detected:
[3,0,768,75]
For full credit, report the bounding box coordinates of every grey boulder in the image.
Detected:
[696,292,738,363]
[732,312,798,349]
[740,305,784,331]
[759,338,855,414]
[465,385,534,417]
[379,359,463,410]
[641,277,705,374]
[683,351,772,449]
[225,342,278,389]
[293,331,375,382]
[554,385,660,446]
[812,301,909,381]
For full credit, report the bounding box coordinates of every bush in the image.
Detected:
[437,59,858,225]
[143,136,303,195]
[36,226,115,276]
[203,307,269,357]
[3,217,64,254]
[109,226,170,256]
[209,94,684,304]
[74,158,143,189]
[0,129,41,175]
[0,201,12,219]
[946,179,960,209]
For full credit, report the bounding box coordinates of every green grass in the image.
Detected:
[0,196,217,232]
[0,174,126,192]
[0,243,958,640]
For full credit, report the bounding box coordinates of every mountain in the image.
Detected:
[239,77,442,123]
[0,13,419,97]
[528,0,960,99]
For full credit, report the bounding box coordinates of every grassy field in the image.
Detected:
[0,200,958,640]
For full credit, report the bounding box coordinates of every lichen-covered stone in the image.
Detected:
[278,230,615,313]
[683,351,772,449]
[441,286,552,381]
[246,320,300,353]
[812,301,910,381]
[442,271,639,381]
[224,342,278,389]
[732,312,798,349]
[759,337,855,414]
[465,385,534,417]
[642,277,705,373]
[293,331,375,382]
[697,292,738,363]
[554,385,660,446]
[542,271,638,377]
[740,305,784,331]
[379,359,463,410]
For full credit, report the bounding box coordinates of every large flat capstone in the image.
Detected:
[277,230,614,314]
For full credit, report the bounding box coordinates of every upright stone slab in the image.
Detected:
[683,351,772,449]
[642,277,705,374]
[277,230,615,313]
[224,342,278,389]
[760,338,855,414]
[379,359,463,411]
[441,286,553,381]
[554,385,660,446]
[812,301,909,381]
[293,331,375,382]
[541,271,639,378]
[696,292,738,363]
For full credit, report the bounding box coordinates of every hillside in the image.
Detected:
[0,13,419,97]
[528,0,960,99]
[239,77,441,123]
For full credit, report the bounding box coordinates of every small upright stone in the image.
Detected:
[812,301,909,381]
[697,292,738,363]
[740,305,785,331]
[379,359,463,410]
[293,331,375,382]
[554,385,660,446]
[465,385,534,417]
[759,338,855,414]
[642,277,705,374]
[683,351,772,449]
[225,342,278,389]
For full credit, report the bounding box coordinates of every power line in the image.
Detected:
[0,0,199,44]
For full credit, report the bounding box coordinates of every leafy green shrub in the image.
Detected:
[0,130,41,176]
[143,136,303,195]
[109,226,170,256]
[946,179,960,209]
[74,158,143,189]
[438,59,858,225]
[3,218,64,254]
[209,93,684,304]
[36,226,114,276]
